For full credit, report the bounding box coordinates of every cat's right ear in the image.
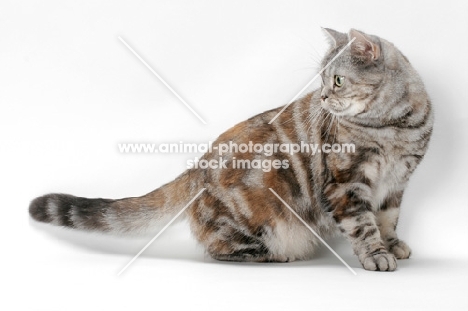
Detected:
[348,29,381,62]
[321,27,348,48]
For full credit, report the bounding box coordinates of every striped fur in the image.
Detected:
[29,29,433,271]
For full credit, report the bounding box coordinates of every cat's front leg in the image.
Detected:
[324,183,397,271]
[377,193,411,259]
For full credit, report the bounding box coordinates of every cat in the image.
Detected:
[29,28,433,271]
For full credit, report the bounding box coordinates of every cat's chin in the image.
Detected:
[323,102,365,117]
[323,104,352,117]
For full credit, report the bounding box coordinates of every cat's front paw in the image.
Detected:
[387,239,411,259]
[359,251,397,271]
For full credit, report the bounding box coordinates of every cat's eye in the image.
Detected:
[334,75,345,87]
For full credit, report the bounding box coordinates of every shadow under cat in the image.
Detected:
[30,217,369,270]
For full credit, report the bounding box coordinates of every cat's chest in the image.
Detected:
[361,153,409,208]
[341,127,420,208]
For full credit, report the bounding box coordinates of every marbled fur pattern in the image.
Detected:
[29,29,433,271]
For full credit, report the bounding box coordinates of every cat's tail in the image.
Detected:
[29,171,202,235]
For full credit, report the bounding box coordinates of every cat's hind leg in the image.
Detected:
[188,190,316,263]
[205,225,296,263]
[210,246,292,263]
[205,218,319,263]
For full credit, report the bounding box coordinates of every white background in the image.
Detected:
[1,0,467,310]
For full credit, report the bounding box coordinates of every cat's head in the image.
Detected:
[319,28,426,125]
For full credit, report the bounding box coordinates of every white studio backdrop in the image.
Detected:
[1,1,467,310]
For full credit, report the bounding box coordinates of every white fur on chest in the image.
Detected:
[362,155,408,209]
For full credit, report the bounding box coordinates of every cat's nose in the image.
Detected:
[321,88,330,101]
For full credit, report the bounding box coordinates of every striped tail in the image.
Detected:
[29,171,200,235]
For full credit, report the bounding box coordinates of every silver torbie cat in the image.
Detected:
[30,28,433,271]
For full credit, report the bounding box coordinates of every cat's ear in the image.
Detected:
[348,29,380,62]
[322,27,348,48]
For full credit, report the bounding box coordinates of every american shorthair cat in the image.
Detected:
[29,28,433,271]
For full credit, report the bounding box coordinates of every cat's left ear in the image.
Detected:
[322,27,348,48]
[348,29,380,62]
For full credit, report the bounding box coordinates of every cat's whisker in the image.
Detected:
[319,111,332,139]
[303,115,313,129]
[280,117,295,125]
[325,114,335,142]
[312,108,326,130]
[311,107,324,123]
[325,115,336,143]
[307,107,324,133]
[332,116,340,144]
